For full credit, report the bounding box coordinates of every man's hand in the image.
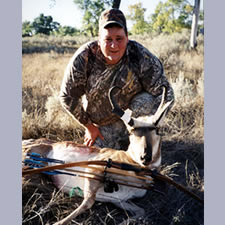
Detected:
[84,123,104,146]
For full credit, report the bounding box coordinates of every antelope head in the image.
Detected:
[108,86,173,168]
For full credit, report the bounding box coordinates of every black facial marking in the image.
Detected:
[132,126,156,137]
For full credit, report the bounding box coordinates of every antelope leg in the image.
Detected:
[114,199,145,218]
[117,200,145,225]
[53,179,101,225]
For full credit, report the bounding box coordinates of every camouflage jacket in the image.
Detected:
[59,40,174,127]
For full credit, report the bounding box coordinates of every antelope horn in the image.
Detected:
[154,86,174,126]
[108,86,134,126]
[108,86,124,117]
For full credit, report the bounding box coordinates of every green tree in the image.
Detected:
[32,13,60,35]
[150,0,193,34]
[73,0,113,36]
[56,25,80,36]
[22,21,33,37]
[126,3,149,34]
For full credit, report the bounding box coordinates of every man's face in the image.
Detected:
[98,26,128,65]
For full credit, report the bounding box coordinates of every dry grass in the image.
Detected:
[22,34,96,54]
[22,31,204,225]
[22,52,84,141]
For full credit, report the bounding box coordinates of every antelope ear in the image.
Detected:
[121,109,132,123]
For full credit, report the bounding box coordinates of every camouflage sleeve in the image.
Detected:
[139,51,175,110]
[59,51,91,127]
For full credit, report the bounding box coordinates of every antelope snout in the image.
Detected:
[141,149,152,166]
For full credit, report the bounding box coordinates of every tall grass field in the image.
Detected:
[22,29,204,225]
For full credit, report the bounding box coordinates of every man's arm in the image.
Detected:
[139,51,174,111]
[59,51,104,146]
[59,60,90,126]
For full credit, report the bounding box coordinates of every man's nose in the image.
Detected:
[110,41,117,48]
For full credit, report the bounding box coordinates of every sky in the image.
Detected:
[22,0,204,30]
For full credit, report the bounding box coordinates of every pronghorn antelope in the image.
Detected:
[22,86,173,225]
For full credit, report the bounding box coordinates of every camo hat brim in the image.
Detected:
[99,8,127,34]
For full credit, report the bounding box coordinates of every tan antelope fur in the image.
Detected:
[22,87,173,225]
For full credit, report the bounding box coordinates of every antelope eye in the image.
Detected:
[156,127,164,136]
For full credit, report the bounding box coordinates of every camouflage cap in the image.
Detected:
[99,8,127,34]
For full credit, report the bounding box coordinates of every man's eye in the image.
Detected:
[116,38,123,42]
